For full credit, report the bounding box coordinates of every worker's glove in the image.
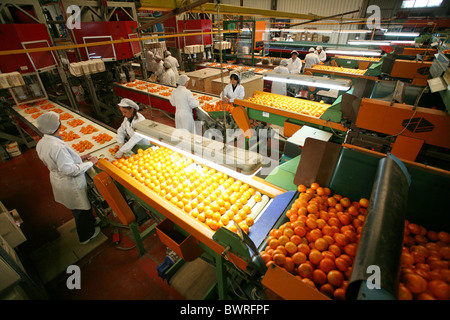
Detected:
[114,151,124,159]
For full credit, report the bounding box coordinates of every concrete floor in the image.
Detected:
[0,106,185,300]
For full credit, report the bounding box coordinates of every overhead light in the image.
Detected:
[384,32,420,37]
[326,49,382,57]
[348,40,391,46]
[339,30,372,34]
[389,40,416,45]
[263,72,352,91]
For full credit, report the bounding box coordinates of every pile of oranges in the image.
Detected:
[109,145,120,155]
[60,131,80,142]
[25,107,40,114]
[246,93,329,118]
[72,140,93,152]
[60,113,73,120]
[93,132,113,144]
[59,124,67,131]
[40,103,54,110]
[111,146,263,233]
[311,65,367,76]
[335,55,381,62]
[67,119,84,127]
[260,182,368,300]
[203,100,234,113]
[32,112,43,119]
[398,221,450,300]
[80,124,99,134]
[52,108,64,114]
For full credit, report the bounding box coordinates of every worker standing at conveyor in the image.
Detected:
[169,75,199,135]
[315,46,327,63]
[304,47,320,69]
[35,111,101,245]
[153,54,165,82]
[115,98,150,159]
[287,50,302,74]
[164,50,180,81]
[220,73,245,104]
[271,59,290,96]
[160,61,176,87]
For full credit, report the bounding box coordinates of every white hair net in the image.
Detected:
[176,74,190,86]
[36,111,60,135]
[118,98,139,110]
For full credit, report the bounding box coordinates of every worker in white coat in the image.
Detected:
[153,54,164,82]
[164,50,180,81]
[271,59,290,96]
[304,47,321,69]
[315,45,327,63]
[169,74,199,135]
[220,73,245,104]
[287,50,302,74]
[144,49,154,75]
[115,98,150,159]
[36,111,100,244]
[160,61,176,87]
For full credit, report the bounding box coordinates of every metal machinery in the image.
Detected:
[214,20,266,66]
[57,0,145,124]
[162,17,214,72]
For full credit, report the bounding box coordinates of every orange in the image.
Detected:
[284,242,297,255]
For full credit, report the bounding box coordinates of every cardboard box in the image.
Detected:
[0,210,26,248]
[0,235,22,292]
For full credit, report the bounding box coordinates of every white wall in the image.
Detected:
[220,0,368,44]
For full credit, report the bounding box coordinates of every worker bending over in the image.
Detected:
[115,98,150,159]
[304,47,320,69]
[271,59,290,96]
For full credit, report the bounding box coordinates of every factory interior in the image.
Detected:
[1,0,450,303]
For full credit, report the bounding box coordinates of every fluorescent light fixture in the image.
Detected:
[134,131,262,181]
[348,40,391,46]
[384,32,420,37]
[339,30,372,34]
[263,72,352,91]
[326,49,382,56]
[390,40,416,45]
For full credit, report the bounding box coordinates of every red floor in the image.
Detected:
[0,107,185,300]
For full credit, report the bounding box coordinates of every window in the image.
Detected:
[401,0,443,8]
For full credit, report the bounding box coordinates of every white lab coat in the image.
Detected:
[304,52,321,69]
[117,112,150,154]
[315,50,327,62]
[160,68,176,87]
[287,57,302,74]
[165,56,179,80]
[170,85,199,134]
[151,60,164,80]
[220,83,245,103]
[271,65,290,96]
[36,134,93,210]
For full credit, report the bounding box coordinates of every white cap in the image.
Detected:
[230,72,241,83]
[36,111,60,135]
[163,61,172,69]
[164,50,171,57]
[176,74,190,86]
[280,59,288,66]
[291,50,299,55]
[154,54,162,60]
[317,46,323,50]
[118,98,139,110]
[309,47,315,52]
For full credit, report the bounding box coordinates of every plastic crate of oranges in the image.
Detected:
[311,65,367,76]
[246,92,329,118]
[111,146,269,234]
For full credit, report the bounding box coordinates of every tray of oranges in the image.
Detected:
[111,146,272,234]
